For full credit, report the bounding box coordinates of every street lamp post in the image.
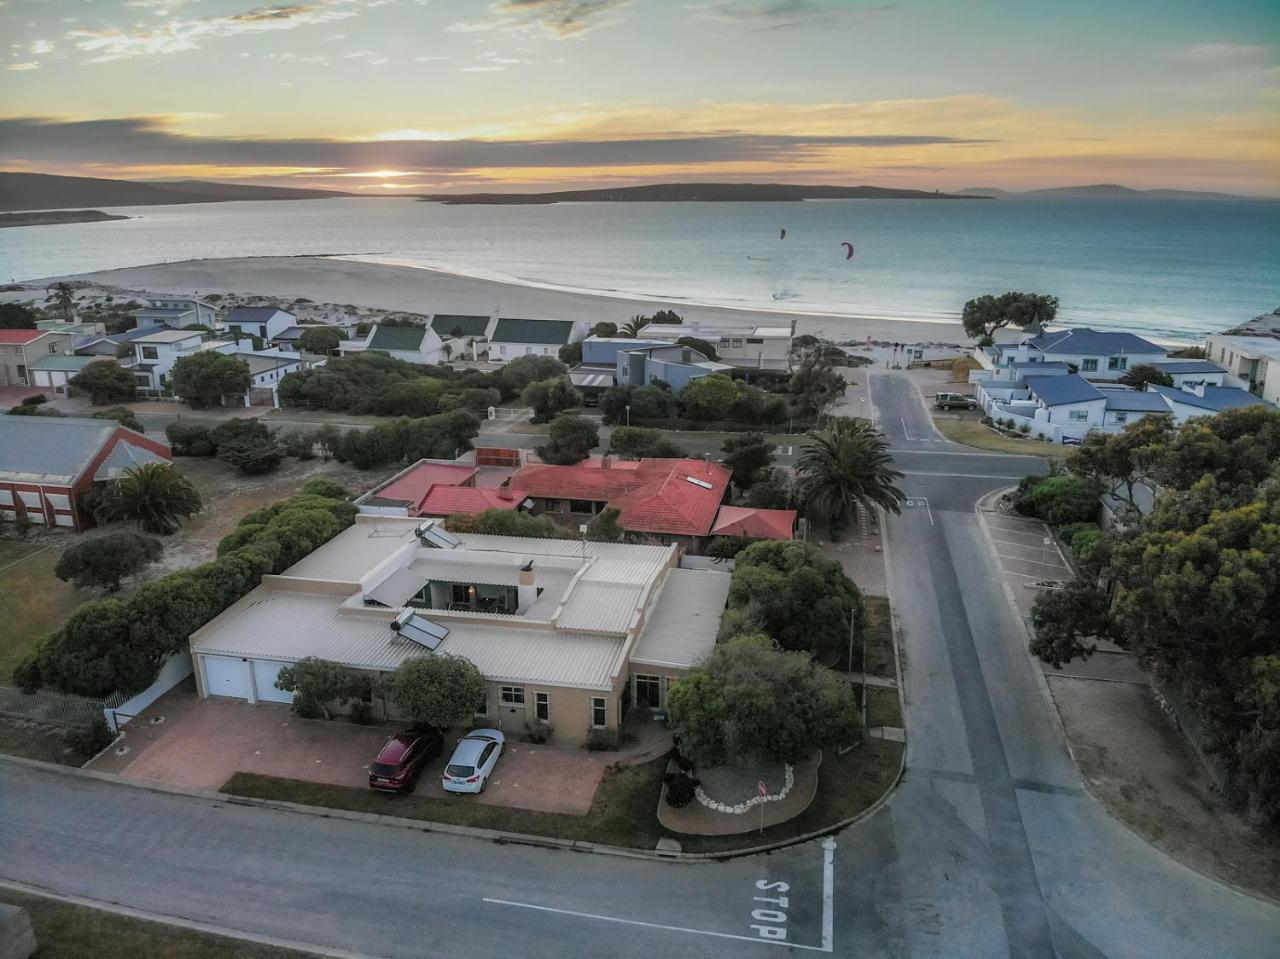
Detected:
[625,404,631,427]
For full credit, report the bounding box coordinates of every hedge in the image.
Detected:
[14,480,356,698]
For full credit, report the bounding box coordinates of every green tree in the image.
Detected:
[796,418,904,537]
[169,351,252,409]
[1068,414,1173,517]
[721,433,775,488]
[679,373,738,421]
[592,322,618,337]
[619,317,644,338]
[522,376,581,423]
[1119,364,1174,390]
[536,413,598,465]
[497,355,566,398]
[385,654,486,729]
[370,378,446,417]
[675,336,718,361]
[667,634,861,767]
[445,509,573,538]
[585,506,624,542]
[1011,473,1101,526]
[54,532,162,591]
[217,436,284,475]
[741,469,798,510]
[90,406,145,433]
[0,302,40,328]
[165,422,215,456]
[68,360,137,405]
[1030,580,1117,668]
[961,291,1059,342]
[558,342,583,366]
[48,282,75,320]
[87,462,202,535]
[297,326,342,354]
[274,657,368,720]
[728,540,865,661]
[607,425,686,459]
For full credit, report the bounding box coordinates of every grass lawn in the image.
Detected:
[861,596,895,678]
[224,735,905,856]
[0,541,92,684]
[931,414,1064,459]
[863,687,904,730]
[0,718,93,766]
[0,889,316,959]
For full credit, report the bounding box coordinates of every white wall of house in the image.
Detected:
[1205,335,1280,406]
[229,309,295,342]
[133,335,253,392]
[491,342,560,360]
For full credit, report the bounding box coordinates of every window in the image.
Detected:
[544,497,562,512]
[591,697,608,728]
[1080,358,1098,372]
[535,692,549,722]
[525,347,534,355]
[1108,356,1128,371]
[475,694,488,715]
[569,499,596,514]
[498,346,507,356]
[746,337,764,344]
[1068,410,1089,422]
[1113,412,1128,423]
[49,342,60,354]
[718,337,732,347]
[501,686,525,705]
[730,338,744,348]
[141,346,159,360]
[635,675,661,709]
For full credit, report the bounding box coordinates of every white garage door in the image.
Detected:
[252,660,295,704]
[203,656,251,699]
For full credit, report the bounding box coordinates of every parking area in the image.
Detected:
[980,509,1073,613]
[88,689,607,814]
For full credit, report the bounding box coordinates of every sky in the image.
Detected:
[1,0,1277,195]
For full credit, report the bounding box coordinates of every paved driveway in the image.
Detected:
[90,690,606,813]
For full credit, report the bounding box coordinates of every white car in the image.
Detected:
[442,729,505,794]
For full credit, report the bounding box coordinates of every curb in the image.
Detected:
[972,489,1280,909]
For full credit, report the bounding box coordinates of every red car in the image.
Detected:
[368,728,443,794]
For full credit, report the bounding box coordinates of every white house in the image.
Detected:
[977,327,1168,380]
[637,321,792,371]
[1146,383,1274,424]
[338,324,445,365]
[1149,359,1228,390]
[1203,334,1280,406]
[131,329,251,394]
[225,306,296,342]
[229,351,303,408]
[133,297,219,330]
[488,317,587,362]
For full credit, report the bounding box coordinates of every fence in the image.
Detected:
[0,685,126,728]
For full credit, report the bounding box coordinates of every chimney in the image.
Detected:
[682,347,692,363]
[517,561,536,613]
[497,478,513,501]
[600,455,612,469]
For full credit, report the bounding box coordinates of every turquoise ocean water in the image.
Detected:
[1,196,1276,341]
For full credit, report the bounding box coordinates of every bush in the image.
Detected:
[1012,474,1101,526]
[217,436,285,475]
[1069,527,1103,559]
[165,422,216,457]
[445,509,572,539]
[55,532,162,591]
[67,719,115,757]
[19,394,46,406]
[1018,422,1031,434]
[584,728,618,751]
[525,720,553,744]
[665,773,700,808]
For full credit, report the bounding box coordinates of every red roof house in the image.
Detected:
[417,484,527,517]
[361,462,478,512]
[710,505,797,541]
[511,457,732,537]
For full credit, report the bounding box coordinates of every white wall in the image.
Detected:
[104,652,193,732]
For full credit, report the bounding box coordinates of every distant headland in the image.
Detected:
[421,182,988,204]
[0,209,130,228]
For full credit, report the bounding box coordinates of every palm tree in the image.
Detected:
[796,418,905,538]
[620,317,644,338]
[89,463,203,535]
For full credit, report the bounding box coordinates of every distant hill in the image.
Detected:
[0,172,356,212]
[423,182,989,205]
[958,182,1249,201]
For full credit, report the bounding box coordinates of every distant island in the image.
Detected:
[0,172,356,213]
[422,182,989,205]
[0,209,131,228]
[955,183,1251,201]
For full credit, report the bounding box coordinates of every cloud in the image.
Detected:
[691,0,894,31]
[1180,43,1273,68]
[67,2,366,63]
[7,62,39,72]
[29,40,54,55]
[0,115,994,177]
[448,0,633,39]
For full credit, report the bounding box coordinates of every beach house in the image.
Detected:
[635,320,793,371]
[976,327,1168,380]
[0,329,80,390]
[225,306,296,342]
[488,317,588,362]
[131,329,252,394]
[133,296,219,330]
[338,324,445,365]
[1204,334,1280,406]
[188,517,731,740]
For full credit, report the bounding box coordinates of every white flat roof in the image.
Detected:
[1207,335,1280,361]
[631,568,730,670]
[134,329,203,343]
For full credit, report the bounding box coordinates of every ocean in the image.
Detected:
[2,196,1276,341]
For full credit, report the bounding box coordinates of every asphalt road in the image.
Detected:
[4,373,1279,957]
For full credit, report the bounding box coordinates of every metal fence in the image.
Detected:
[0,685,126,728]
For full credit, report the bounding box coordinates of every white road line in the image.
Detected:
[906,497,935,526]
[886,448,1044,459]
[989,537,1060,549]
[484,898,833,952]
[901,470,1025,480]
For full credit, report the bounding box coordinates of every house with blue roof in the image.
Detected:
[1149,359,1228,389]
[978,326,1168,380]
[1147,384,1273,423]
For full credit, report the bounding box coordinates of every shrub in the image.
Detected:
[524,721,553,744]
[665,774,699,808]
[585,728,618,751]
[1018,422,1031,434]
[1012,474,1101,526]
[445,509,573,538]
[217,436,285,475]
[165,422,216,456]
[19,394,47,406]
[1069,527,1103,559]
[55,532,162,591]
[67,719,115,757]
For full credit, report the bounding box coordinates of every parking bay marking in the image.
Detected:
[484,837,836,953]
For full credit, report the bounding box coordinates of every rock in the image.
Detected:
[655,837,683,856]
[1223,307,1280,338]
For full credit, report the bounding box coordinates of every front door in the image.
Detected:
[634,674,661,710]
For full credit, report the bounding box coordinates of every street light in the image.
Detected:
[625,404,631,427]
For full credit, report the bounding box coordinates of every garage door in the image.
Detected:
[203,656,251,699]
[252,660,295,704]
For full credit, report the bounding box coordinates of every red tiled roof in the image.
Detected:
[374,463,478,508]
[711,506,796,541]
[511,457,731,536]
[417,485,525,517]
[0,329,44,344]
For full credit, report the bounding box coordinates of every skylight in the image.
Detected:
[685,476,714,490]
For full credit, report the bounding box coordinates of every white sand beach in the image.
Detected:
[43,256,968,346]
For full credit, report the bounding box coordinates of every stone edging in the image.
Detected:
[973,488,1280,908]
[695,764,795,814]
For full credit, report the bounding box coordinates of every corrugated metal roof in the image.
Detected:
[1101,389,1171,412]
[227,306,292,322]
[368,325,429,352]
[631,569,730,669]
[134,329,203,343]
[431,314,490,337]
[557,581,644,633]
[1025,373,1104,406]
[490,317,576,345]
[1149,384,1271,412]
[0,416,128,485]
[1026,328,1165,356]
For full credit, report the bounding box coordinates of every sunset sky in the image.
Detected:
[1,0,1277,194]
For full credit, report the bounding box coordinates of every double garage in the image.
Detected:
[198,655,296,705]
